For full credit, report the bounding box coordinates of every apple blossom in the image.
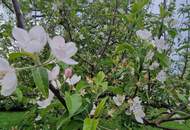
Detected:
[12,26,47,53]
[136,29,152,40]
[156,70,166,83]
[48,65,61,89]
[0,58,17,96]
[37,89,54,109]
[113,95,125,106]
[154,38,169,52]
[66,74,81,86]
[48,36,78,65]
[129,97,145,124]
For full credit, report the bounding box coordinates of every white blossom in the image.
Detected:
[48,65,61,89]
[66,74,81,86]
[37,90,54,109]
[48,36,78,65]
[0,58,17,96]
[136,29,152,40]
[12,26,47,53]
[154,38,169,52]
[113,95,125,106]
[129,97,145,124]
[149,61,159,70]
[156,70,166,83]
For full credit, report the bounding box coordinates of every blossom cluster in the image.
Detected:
[136,29,168,83]
[0,26,81,108]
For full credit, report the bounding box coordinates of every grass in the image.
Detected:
[0,112,25,129]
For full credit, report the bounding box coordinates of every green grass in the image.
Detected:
[0,112,25,129]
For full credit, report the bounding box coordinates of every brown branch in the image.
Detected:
[11,0,68,110]
[12,0,25,28]
[49,83,67,109]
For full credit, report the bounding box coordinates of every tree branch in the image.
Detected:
[49,83,67,109]
[11,0,68,110]
[12,0,25,28]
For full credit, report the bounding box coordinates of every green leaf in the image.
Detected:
[15,88,23,102]
[131,0,149,13]
[32,67,49,98]
[9,52,35,61]
[94,97,108,118]
[56,116,71,130]
[83,118,99,130]
[65,92,82,116]
[115,43,135,54]
[95,71,105,84]
[76,80,88,92]
[156,52,169,67]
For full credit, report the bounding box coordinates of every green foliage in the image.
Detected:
[65,92,82,116]
[32,67,49,98]
[83,118,99,130]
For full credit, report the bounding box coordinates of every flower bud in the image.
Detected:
[64,68,72,78]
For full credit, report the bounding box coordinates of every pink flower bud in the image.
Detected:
[64,68,72,78]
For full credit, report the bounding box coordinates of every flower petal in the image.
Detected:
[64,42,78,57]
[37,90,54,109]
[29,26,47,46]
[48,65,60,81]
[0,71,17,96]
[50,36,65,49]
[0,58,10,71]
[12,27,30,44]
[66,74,81,85]
[62,58,78,65]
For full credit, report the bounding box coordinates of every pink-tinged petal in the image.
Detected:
[51,36,66,49]
[25,40,44,53]
[12,27,30,43]
[62,58,78,65]
[29,26,47,47]
[64,42,78,57]
[37,90,54,109]
[0,58,10,71]
[48,65,60,81]
[0,72,17,96]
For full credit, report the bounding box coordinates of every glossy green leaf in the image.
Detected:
[83,118,99,130]
[95,71,105,84]
[32,67,49,98]
[65,92,82,116]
